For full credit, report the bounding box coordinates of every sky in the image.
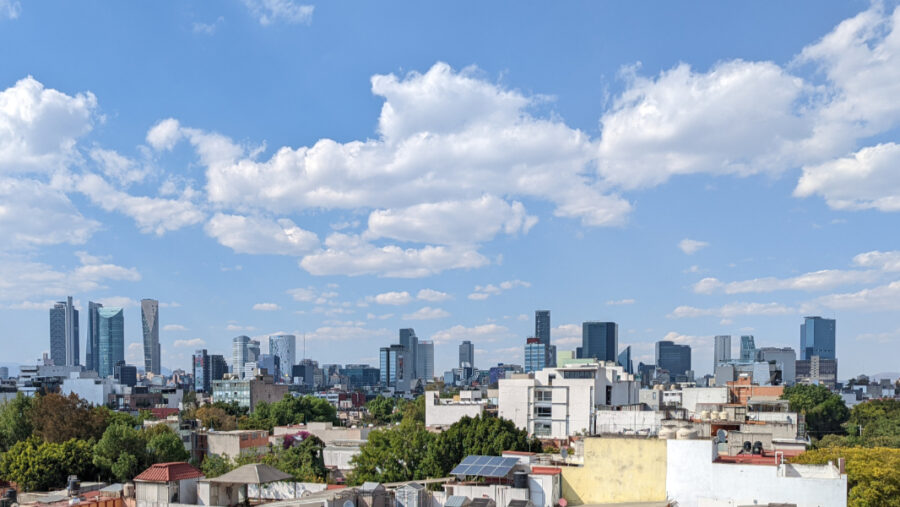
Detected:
[1,0,900,379]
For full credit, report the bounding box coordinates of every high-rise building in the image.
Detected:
[801,316,836,360]
[524,338,547,373]
[49,296,79,367]
[379,344,411,391]
[193,349,227,393]
[114,360,137,387]
[400,328,418,378]
[655,340,691,377]
[141,299,160,375]
[268,334,296,383]
[795,355,838,389]
[417,340,434,382]
[756,347,797,385]
[617,345,633,374]
[535,310,550,345]
[459,340,474,368]
[232,335,251,377]
[247,339,261,363]
[740,335,756,361]
[580,322,617,362]
[97,307,124,378]
[714,335,731,371]
[86,301,103,372]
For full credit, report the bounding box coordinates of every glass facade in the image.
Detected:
[232,335,250,378]
[141,299,160,375]
[740,335,756,361]
[801,316,836,360]
[581,322,618,362]
[49,296,79,367]
[98,307,124,378]
[655,340,691,377]
[268,334,296,383]
[535,310,550,345]
[86,302,102,372]
[617,345,633,374]
[459,340,474,368]
[525,340,547,373]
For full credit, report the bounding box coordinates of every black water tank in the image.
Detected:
[513,471,528,489]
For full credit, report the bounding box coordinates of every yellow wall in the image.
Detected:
[561,438,667,505]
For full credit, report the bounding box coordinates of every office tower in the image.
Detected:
[97,307,125,378]
[757,347,797,385]
[85,302,103,372]
[524,338,547,373]
[459,340,474,368]
[740,335,756,361]
[0,367,7,380]
[141,299,160,375]
[399,328,418,378]
[379,344,410,391]
[581,322,618,362]
[795,356,838,389]
[210,354,228,384]
[655,340,691,377]
[535,310,550,345]
[247,339,261,363]
[714,335,731,371]
[800,316,836,360]
[232,335,251,377]
[114,360,137,387]
[268,334,296,383]
[193,349,226,392]
[617,345,633,374]
[417,340,434,382]
[49,296,79,366]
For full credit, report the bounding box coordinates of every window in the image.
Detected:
[605,386,612,405]
[534,423,551,436]
[535,390,553,402]
[562,370,593,379]
[535,406,552,418]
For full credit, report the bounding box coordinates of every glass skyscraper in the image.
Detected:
[399,328,418,378]
[232,335,251,378]
[656,340,691,377]
[525,338,547,373]
[49,296,79,367]
[459,340,474,368]
[98,307,124,378]
[740,335,757,361]
[617,345,633,374]
[581,322,618,362]
[535,310,550,345]
[268,334,296,383]
[141,299,160,375]
[714,335,731,371]
[416,340,434,382]
[85,302,102,372]
[800,316,836,360]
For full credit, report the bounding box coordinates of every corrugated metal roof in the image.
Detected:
[134,462,204,482]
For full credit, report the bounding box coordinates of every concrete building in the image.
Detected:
[134,462,204,507]
[713,335,731,371]
[49,296,79,367]
[498,362,639,438]
[211,374,289,410]
[207,429,269,460]
[61,371,122,406]
[796,355,838,389]
[424,390,486,427]
[141,299,161,375]
[273,421,372,445]
[269,334,296,383]
[756,346,797,385]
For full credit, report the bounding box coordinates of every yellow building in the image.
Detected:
[561,438,667,505]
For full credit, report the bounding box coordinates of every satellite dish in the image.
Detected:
[561,448,568,458]
[716,429,727,443]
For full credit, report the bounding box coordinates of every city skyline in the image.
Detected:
[3,2,900,378]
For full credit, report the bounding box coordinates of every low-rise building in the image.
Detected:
[134,462,204,507]
[274,421,372,445]
[206,430,269,460]
[211,374,289,410]
[425,390,486,428]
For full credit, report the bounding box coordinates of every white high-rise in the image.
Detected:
[49,296,79,367]
[714,335,731,371]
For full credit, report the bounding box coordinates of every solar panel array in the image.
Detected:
[450,455,520,478]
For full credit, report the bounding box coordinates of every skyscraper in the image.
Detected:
[247,339,261,363]
[459,340,474,368]
[714,335,731,371]
[268,334,296,383]
[232,335,251,378]
[617,345,633,374]
[417,340,434,382]
[379,344,411,391]
[740,335,756,361]
[141,299,160,375]
[97,307,124,378]
[524,338,547,373]
[655,340,691,377]
[399,328,418,378]
[800,316,836,360]
[49,296,79,367]
[535,310,550,345]
[86,301,103,372]
[581,322,617,362]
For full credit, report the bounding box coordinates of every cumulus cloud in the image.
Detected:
[89,147,151,186]
[0,178,100,250]
[242,0,313,25]
[669,302,794,319]
[226,323,256,332]
[402,306,450,320]
[806,281,900,312]
[853,250,900,272]
[0,251,140,304]
[416,288,451,302]
[205,213,318,255]
[146,118,183,151]
[164,324,188,332]
[430,323,515,345]
[174,338,205,347]
[693,269,879,294]
[552,323,582,346]
[468,279,530,300]
[678,239,709,255]
[307,324,391,342]
[372,291,413,305]
[795,143,900,211]
[253,302,281,311]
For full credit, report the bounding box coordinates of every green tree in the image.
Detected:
[200,454,234,478]
[31,393,108,443]
[399,396,426,424]
[0,437,96,492]
[0,392,33,452]
[93,422,148,482]
[195,405,237,431]
[242,395,338,432]
[349,419,435,484]
[781,384,850,439]
[278,436,327,482]
[365,396,397,424]
[422,415,540,476]
[147,429,189,463]
[791,447,900,506]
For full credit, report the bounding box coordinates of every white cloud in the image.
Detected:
[0,251,140,304]
[669,302,794,319]
[855,329,900,344]
[807,280,900,312]
[0,177,100,250]
[372,291,413,305]
[430,323,515,345]
[76,173,204,235]
[678,239,709,255]
[606,298,635,305]
[300,233,488,278]
[0,76,96,173]
[286,287,317,302]
[193,17,224,35]
[146,118,183,151]
[693,269,879,294]
[853,250,900,272]
[662,331,707,347]
[307,325,390,342]
[173,338,205,348]
[163,324,188,332]
[795,143,900,212]
[242,0,313,25]
[253,302,281,311]
[416,288,451,302]
[402,306,450,320]
[159,301,181,308]
[226,324,256,332]
[468,279,530,300]
[552,323,582,346]
[96,296,139,308]
[205,213,319,255]
[0,0,20,19]
[89,147,150,186]
[126,342,142,363]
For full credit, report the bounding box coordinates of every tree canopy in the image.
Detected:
[0,437,96,492]
[781,384,849,439]
[240,395,338,432]
[791,447,900,506]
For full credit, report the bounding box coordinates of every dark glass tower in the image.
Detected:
[581,322,618,362]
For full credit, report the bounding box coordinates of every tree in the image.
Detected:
[277,435,327,482]
[365,396,397,424]
[422,415,541,476]
[781,384,850,439]
[210,400,249,417]
[399,396,426,425]
[0,437,96,492]
[349,419,436,484]
[195,405,237,431]
[200,454,234,479]
[242,395,338,432]
[31,393,108,443]
[147,428,190,463]
[791,447,900,506]
[0,392,33,452]
[93,422,148,482]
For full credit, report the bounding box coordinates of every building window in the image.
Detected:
[535,406,552,418]
[535,390,552,402]
[562,370,593,379]
[534,423,551,436]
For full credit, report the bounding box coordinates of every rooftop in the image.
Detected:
[134,462,203,482]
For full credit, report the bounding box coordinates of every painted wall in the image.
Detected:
[425,391,485,427]
[560,438,667,505]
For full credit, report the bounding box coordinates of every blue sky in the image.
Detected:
[2,0,899,378]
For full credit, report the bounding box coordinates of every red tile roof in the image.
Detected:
[502,450,536,456]
[134,462,204,482]
[530,466,561,476]
[150,408,179,419]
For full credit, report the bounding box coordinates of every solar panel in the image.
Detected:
[450,455,520,477]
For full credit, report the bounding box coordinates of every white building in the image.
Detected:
[498,362,639,438]
[61,371,123,406]
[425,390,486,428]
